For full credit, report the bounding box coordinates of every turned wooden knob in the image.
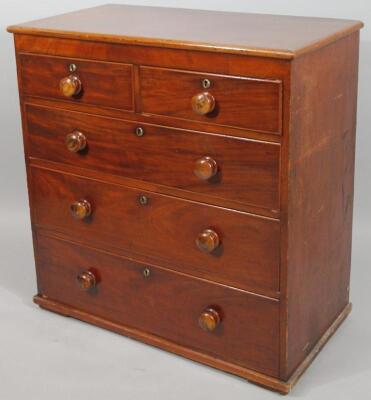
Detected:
[191,92,215,115]
[199,308,221,332]
[70,199,92,219]
[196,229,220,253]
[59,74,82,97]
[194,157,218,180]
[65,131,87,153]
[77,271,97,290]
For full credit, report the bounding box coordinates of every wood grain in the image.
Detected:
[140,67,282,134]
[35,233,280,377]
[26,104,280,212]
[19,53,134,111]
[33,285,352,395]
[30,166,280,297]
[14,35,290,79]
[8,6,363,393]
[7,4,363,59]
[29,157,279,218]
[281,32,360,379]
[15,34,290,141]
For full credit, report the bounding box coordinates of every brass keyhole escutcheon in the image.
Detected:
[139,195,148,205]
[135,127,144,137]
[69,63,77,72]
[201,78,211,89]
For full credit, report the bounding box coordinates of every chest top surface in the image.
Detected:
[7,4,362,59]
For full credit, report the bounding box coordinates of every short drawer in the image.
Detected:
[140,67,282,134]
[19,54,133,110]
[31,167,280,297]
[36,234,280,377]
[26,104,280,212]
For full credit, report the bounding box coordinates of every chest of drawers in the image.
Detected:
[8,5,363,393]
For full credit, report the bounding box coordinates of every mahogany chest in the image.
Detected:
[8,5,363,393]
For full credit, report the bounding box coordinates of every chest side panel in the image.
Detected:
[284,32,359,379]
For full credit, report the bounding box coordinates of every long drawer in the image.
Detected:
[31,167,280,296]
[26,104,280,212]
[36,234,280,377]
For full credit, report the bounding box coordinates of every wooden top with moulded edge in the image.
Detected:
[7,4,363,59]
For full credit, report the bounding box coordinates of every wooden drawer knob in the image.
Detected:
[196,229,220,253]
[65,131,87,153]
[199,308,221,332]
[59,74,82,97]
[77,271,97,290]
[70,199,92,220]
[194,156,218,180]
[191,92,215,115]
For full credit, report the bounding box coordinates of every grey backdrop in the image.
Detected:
[1,1,370,399]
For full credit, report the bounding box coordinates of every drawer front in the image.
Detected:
[140,67,282,134]
[26,104,280,212]
[19,54,133,110]
[31,167,280,296]
[36,234,280,377]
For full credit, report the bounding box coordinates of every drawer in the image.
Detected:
[26,104,280,212]
[31,167,280,297]
[36,234,280,377]
[19,54,133,110]
[140,67,282,134]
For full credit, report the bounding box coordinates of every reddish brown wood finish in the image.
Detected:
[19,53,134,111]
[14,35,290,80]
[33,295,351,395]
[31,167,280,297]
[8,6,362,394]
[26,104,280,212]
[281,32,360,379]
[140,67,282,134]
[36,233,280,377]
[7,4,363,59]
[15,35,290,142]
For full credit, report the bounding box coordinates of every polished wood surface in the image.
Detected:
[31,167,280,296]
[19,53,133,110]
[36,234,280,377]
[7,4,363,59]
[29,157,278,218]
[282,32,360,379]
[140,66,282,134]
[9,6,362,393]
[15,34,289,143]
[33,296,352,395]
[26,104,280,212]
